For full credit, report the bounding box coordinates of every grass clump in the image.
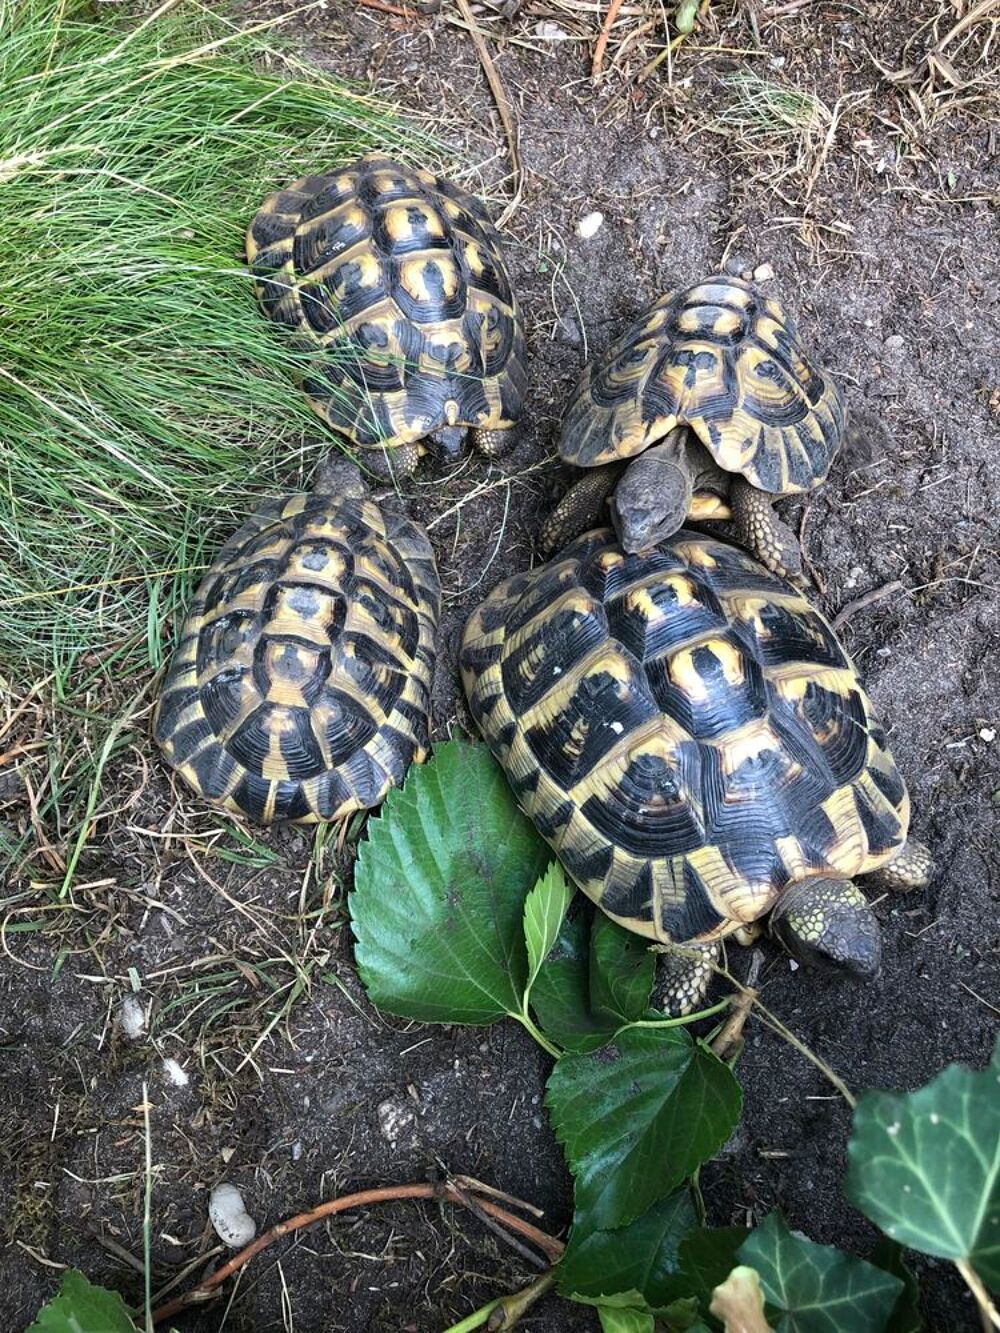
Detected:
[0,0,428,674]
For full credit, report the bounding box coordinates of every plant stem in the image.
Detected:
[487,1272,557,1328]
[515,1010,563,1060]
[628,997,733,1029]
[441,1298,504,1333]
[141,1081,153,1333]
[956,1260,1000,1330]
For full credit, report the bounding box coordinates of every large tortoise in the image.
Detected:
[460,528,932,1006]
[541,277,846,579]
[247,154,527,480]
[155,460,440,824]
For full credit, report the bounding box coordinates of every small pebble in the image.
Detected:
[377,1098,416,1147]
[753,262,775,283]
[883,334,905,353]
[576,211,604,240]
[162,1058,189,1087]
[118,994,147,1041]
[209,1184,256,1249]
[291,1142,303,1162]
[724,254,753,278]
[789,959,800,972]
[979,727,996,743]
[534,20,570,38]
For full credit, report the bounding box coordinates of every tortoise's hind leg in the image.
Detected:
[652,940,721,1016]
[729,477,802,580]
[472,425,519,459]
[867,839,934,893]
[540,463,623,556]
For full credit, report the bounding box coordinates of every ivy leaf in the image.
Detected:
[869,1240,924,1333]
[27,1270,137,1333]
[739,1213,902,1332]
[557,1189,697,1306]
[523,862,574,1002]
[351,740,551,1023]
[590,912,656,1024]
[845,1036,1000,1287]
[529,908,620,1053]
[678,1227,752,1319]
[597,1309,655,1333]
[546,1027,741,1229]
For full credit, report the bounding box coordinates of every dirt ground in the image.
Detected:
[2,1,998,1329]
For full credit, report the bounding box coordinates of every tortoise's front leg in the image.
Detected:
[867,839,934,893]
[652,940,721,1016]
[472,424,519,459]
[729,477,802,580]
[539,463,623,556]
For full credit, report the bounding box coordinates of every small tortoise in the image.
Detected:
[155,460,440,824]
[541,277,846,578]
[460,528,932,1007]
[246,154,527,479]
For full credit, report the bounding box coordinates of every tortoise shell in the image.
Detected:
[559,276,845,495]
[246,155,527,455]
[460,530,908,945]
[155,489,440,824]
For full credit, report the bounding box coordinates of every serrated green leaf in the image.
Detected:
[524,862,574,1002]
[678,1227,752,1321]
[27,1270,137,1333]
[590,912,656,1024]
[597,1309,655,1333]
[546,1027,742,1229]
[350,741,551,1023]
[530,908,621,1053]
[845,1036,1000,1286]
[739,1213,902,1333]
[557,1190,697,1306]
[869,1240,924,1333]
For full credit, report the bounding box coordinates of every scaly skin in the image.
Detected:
[867,838,935,892]
[729,476,802,580]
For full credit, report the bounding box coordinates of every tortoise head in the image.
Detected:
[313,455,367,499]
[609,437,694,554]
[429,424,467,462]
[770,876,881,979]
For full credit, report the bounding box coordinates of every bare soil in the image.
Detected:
[2,2,998,1330]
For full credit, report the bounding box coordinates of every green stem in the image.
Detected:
[627,996,733,1029]
[441,1297,504,1333]
[515,1009,563,1060]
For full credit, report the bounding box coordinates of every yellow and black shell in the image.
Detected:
[155,490,440,824]
[246,155,527,455]
[560,276,845,495]
[460,530,908,946]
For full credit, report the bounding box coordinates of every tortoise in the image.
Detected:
[460,527,932,1008]
[154,459,440,824]
[246,154,527,480]
[540,276,846,579]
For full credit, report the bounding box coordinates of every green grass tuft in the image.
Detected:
[0,0,432,674]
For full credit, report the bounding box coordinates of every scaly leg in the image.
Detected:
[653,940,721,1016]
[363,441,422,482]
[867,839,934,893]
[539,463,624,556]
[472,425,519,459]
[729,477,802,580]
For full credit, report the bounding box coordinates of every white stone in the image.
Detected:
[576,211,604,240]
[118,994,148,1041]
[162,1058,189,1087]
[377,1098,416,1147]
[978,727,996,742]
[753,262,775,283]
[209,1183,257,1249]
[535,20,570,39]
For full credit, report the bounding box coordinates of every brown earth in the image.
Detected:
[2,1,998,1330]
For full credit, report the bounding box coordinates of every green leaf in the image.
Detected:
[350,741,551,1023]
[845,1036,1000,1286]
[546,1027,742,1229]
[530,908,621,1053]
[27,1270,137,1333]
[557,1190,697,1306]
[523,862,574,1003]
[597,1309,655,1333]
[869,1240,924,1333]
[739,1213,902,1332]
[678,1227,752,1319]
[590,912,656,1024]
